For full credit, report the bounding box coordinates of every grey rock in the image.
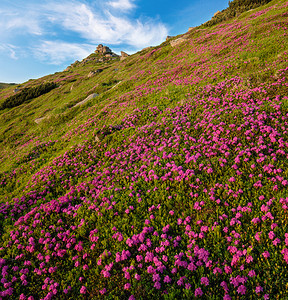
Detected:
[34,117,46,124]
[74,93,99,107]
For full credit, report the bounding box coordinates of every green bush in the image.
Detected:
[0,82,57,110]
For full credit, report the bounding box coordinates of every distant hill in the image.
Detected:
[1,0,288,299]
[0,82,16,89]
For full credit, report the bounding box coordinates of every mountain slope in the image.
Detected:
[0,83,16,90]
[0,0,288,299]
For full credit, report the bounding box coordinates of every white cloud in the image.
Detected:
[0,43,18,59]
[45,3,114,42]
[0,9,43,36]
[107,0,135,11]
[44,1,168,48]
[33,41,94,65]
[0,0,168,64]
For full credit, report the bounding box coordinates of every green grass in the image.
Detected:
[0,82,17,90]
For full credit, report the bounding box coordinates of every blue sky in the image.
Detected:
[0,0,229,83]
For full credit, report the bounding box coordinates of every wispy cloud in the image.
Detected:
[33,41,94,65]
[107,0,135,11]
[0,8,43,36]
[0,0,168,65]
[0,43,18,59]
[44,1,168,48]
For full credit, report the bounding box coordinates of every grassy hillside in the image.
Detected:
[0,83,16,90]
[0,0,288,298]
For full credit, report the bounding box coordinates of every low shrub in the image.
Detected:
[0,82,57,110]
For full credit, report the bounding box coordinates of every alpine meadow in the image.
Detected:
[1,0,288,299]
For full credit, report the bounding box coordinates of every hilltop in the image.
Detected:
[0,0,288,299]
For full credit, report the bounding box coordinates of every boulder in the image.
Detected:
[34,117,46,124]
[166,36,173,41]
[74,93,99,107]
[87,71,97,78]
[85,93,99,101]
[120,51,129,61]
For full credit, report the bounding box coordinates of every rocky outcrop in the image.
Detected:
[81,58,92,64]
[95,44,112,55]
[71,60,80,67]
[120,51,129,61]
[166,36,173,41]
[64,60,79,70]
[64,44,119,70]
